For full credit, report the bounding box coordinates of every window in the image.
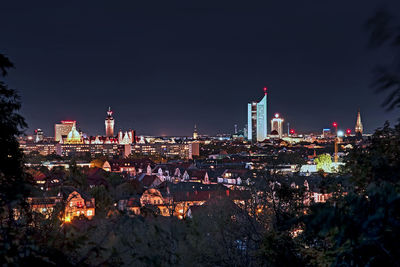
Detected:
[87,210,93,216]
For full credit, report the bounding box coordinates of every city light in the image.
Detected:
[337,130,344,137]
[290,129,295,134]
[332,122,337,128]
[346,129,351,135]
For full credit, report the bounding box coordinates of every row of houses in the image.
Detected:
[26,157,345,222]
[118,182,250,219]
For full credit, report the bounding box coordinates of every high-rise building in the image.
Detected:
[271,113,284,138]
[355,109,363,135]
[105,107,115,137]
[54,120,76,142]
[34,129,44,143]
[247,87,268,142]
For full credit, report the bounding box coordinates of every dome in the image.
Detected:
[65,124,82,144]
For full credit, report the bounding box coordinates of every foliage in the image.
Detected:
[90,185,114,217]
[0,53,33,264]
[299,122,400,266]
[314,153,332,173]
[367,9,400,111]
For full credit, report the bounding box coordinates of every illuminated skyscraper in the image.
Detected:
[355,109,363,135]
[105,107,115,137]
[54,120,76,142]
[247,87,268,142]
[271,113,284,138]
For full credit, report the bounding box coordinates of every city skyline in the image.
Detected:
[40,103,365,138]
[2,1,400,136]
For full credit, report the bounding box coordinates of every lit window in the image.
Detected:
[87,210,93,216]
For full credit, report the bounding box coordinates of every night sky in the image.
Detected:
[1,1,399,137]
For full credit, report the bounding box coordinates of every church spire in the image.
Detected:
[193,124,198,140]
[355,109,363,135]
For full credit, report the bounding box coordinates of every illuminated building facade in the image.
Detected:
[34,129,44,143]
[355,109,363,135]
[54,120,75,142]
[105,107,115,137]
[56,143,125,158]
[20,141,57,156]
[247,87,268,142]
[118,129,135,144]
[271,113,284,138]
[126,142,199,159]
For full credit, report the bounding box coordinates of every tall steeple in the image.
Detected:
[355,109,363,135]
[193,124,198,140]
[105,107,115,137]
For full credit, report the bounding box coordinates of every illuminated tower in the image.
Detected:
[355,109,363,135]
[193,124,198,140]
[105,107,114,137]
[271,113,284,138]
[247,87,268,142]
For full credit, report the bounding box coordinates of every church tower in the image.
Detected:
[105,107,114,137]
[355,109,363,135]
[193,124,198,140]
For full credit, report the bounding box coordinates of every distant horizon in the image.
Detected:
[26,108,378,138]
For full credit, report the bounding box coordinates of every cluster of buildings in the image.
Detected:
[20,107,200,159]
[245,87,364,142]
[28,150,344,221]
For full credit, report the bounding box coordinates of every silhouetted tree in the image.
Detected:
[0,53,32,264]
[367,9,400,111]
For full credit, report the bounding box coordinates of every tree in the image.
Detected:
[367,10,400,111]
[298,121,400,266]
[0,53,32,264]
[90,185,114,217]
[314,153,332,173]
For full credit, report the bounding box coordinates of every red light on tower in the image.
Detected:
[263,87,267,95]
[346,129,351,135]
[332,122,337,128]
[290,129,295,134]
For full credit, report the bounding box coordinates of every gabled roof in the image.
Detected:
[186,170,208,180]
[126,195,141,207]
[140,175,161,188]
[60,186,93,201]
